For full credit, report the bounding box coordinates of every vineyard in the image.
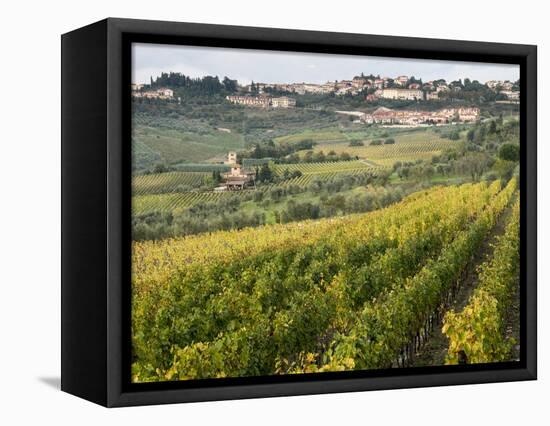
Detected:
[133,191,241,214]
[310,131,460,167]
[133,171,209,195]
[272,160,380,175]
[269,169,373,189]
[443,198,520,364]
[132,161,383,214]
[131,178,519,382]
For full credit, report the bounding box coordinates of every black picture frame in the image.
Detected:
[61,17,537,407]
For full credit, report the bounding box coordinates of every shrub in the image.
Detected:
[499,144,520,162]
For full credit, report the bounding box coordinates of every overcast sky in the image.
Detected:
[132,43,519,86]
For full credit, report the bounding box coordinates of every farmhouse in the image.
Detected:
[219,152,256,191]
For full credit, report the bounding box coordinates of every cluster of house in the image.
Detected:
[485,80,520,102]
[361,107,480,126]
[250,75,444,98]
[250,77,373,97]
[214,152,256,191]
[131,84,175,100]
[130,74,519,105]
[369,80,470,102]
[225,95,296,108]
[248,75,520,103]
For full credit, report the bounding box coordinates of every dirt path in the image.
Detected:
[411,197,517,367]
[504,273,521,361]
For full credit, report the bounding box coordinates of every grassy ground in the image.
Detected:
[274,129,346,144]
[133,124,245,166]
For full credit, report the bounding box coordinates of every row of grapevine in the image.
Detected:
[266,168,380,190]
[314,134,458,167]
[272,160,379,175]
[133,171,209,195]
[132,191,246,215]
[132,184,487,297]
[162,181,503,379]
[442,198,520,364]
[303,178,517,373]
[133,161,380,199]
[131,181,509,382]
[133,168,381,214]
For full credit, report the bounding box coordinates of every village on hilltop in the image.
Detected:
[131,74,517,127]
[233,75,519,102]
[131,74,519,103]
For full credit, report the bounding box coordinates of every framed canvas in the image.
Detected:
[61,18,537,407]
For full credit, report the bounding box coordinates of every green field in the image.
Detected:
[133,124,245,166]
[274,129,347,145]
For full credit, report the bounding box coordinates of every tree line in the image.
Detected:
[148,72,239,97]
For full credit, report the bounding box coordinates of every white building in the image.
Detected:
[226,95,271,107]
[132,87,174,99]
[271,96,296,108]
[226,95,295,108]
[500,90,520,101]
[377,88,424,101]
[395,75,409,86]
